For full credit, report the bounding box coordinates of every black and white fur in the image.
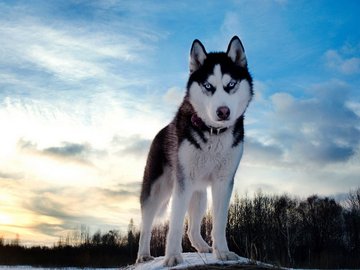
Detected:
[136,36,253,267]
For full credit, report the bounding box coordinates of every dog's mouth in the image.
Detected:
[193,113,232,130]
[216,118,230,122]
[213,118,232,129]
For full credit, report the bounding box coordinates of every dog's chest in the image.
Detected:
[178,132,241,181]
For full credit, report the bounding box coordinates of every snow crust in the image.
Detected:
[0,265,119,270]
[125,252,254,270]
[0,252,269,270]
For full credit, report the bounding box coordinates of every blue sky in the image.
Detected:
[0,0,360,245]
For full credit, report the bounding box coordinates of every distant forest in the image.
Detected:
[0,188,359,268]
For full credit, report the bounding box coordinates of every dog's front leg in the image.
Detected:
[211,178,239,261]
[164,181,192,267]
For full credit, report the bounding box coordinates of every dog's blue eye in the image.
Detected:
[203,82,214,91]
[228,80,237,88]
[224,80,237,93]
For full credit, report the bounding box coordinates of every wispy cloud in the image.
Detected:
[0,4,172,161]
[112,135,151,157]
[0,179,141,243]
[43,142,91,159]
[0,1,167,100]
[325,49,360,75]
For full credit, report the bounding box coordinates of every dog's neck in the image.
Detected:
[191,113,228,135]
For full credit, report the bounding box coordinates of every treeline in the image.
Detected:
[0,189,359,268]
[146,188,360,269]
[0,221,139,267]
[225,190,360,268]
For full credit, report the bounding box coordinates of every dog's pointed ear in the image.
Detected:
[190,39,207,73]
[226,36,247,67]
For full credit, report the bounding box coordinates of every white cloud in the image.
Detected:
[163,86,185,107]
[270,92,295,112]
[268,87,359,165]
[346,101,360,117]
[325,49,360,75]
[240,78,360,198]
[252,80,267,103]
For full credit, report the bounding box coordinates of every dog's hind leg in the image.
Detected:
[137,174,172,263]
[136,199,157,263]
[187,190,212,253]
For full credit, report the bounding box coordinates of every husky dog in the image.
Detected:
[136,36,253,267]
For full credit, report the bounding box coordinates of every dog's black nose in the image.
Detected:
[216,106,230,120]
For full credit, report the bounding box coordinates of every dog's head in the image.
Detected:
[187,36,253,129]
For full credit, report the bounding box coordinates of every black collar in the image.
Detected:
[191,113,228,135]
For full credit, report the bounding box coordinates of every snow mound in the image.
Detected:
[123,252,260,270]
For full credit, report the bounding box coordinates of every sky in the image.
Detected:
[0,0,359,246]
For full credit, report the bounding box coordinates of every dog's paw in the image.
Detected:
[214,250,240,261]
[190,237,212,253]
[136,254,154,263]
[195,244,212,253]
[163,253,184,267]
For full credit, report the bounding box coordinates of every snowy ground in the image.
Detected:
[122,252,268,270]
[0,265,119,270]
[0,253,269,270]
